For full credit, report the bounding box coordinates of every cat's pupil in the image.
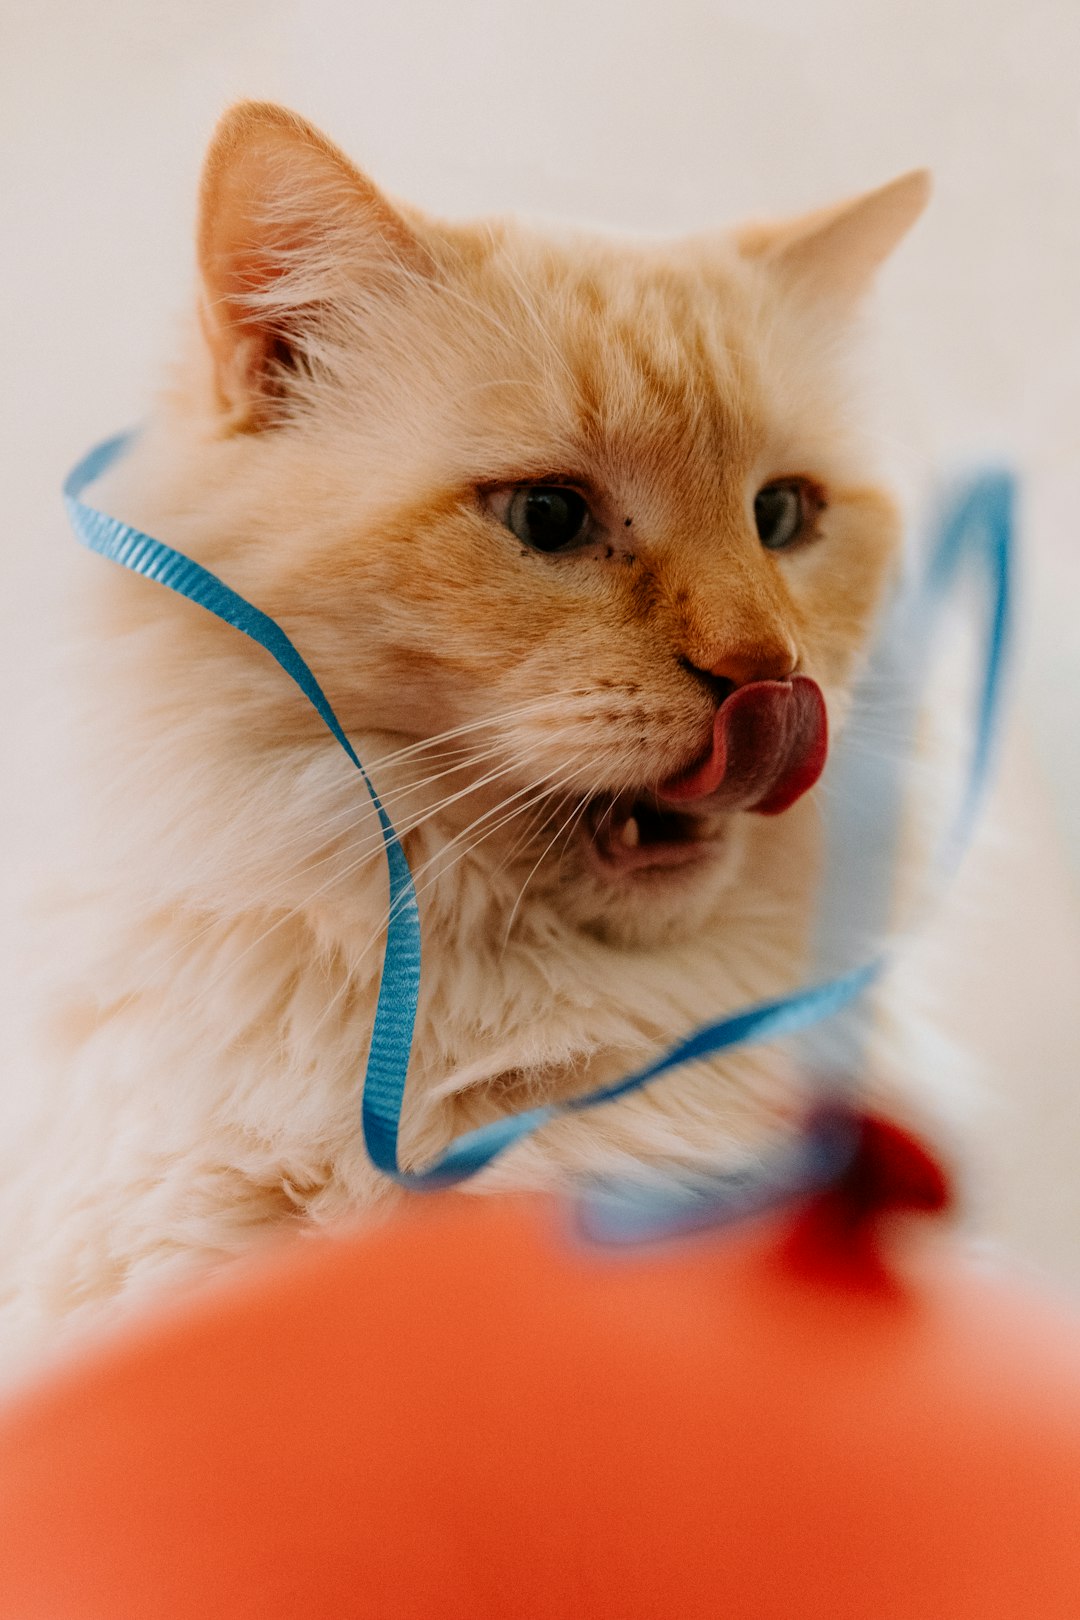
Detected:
[754,483,804,550]
[508,487,589,552]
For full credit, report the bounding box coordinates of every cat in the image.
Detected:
[0,101,930,1365]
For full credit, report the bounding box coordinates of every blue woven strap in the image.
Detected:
[64,436,1013,1189]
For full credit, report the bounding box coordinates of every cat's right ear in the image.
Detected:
[197,101,431,430]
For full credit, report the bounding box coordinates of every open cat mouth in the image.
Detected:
[586,794,724,872]
[586,677,828,876]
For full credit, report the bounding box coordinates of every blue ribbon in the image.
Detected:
[64,436,1013,1190]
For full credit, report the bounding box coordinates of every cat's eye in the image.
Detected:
[754,479,819,551]
[503,486,592,553]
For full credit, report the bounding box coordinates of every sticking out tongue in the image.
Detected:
[657,676,828,816]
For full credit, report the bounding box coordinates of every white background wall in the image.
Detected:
[3,0,1079,1281]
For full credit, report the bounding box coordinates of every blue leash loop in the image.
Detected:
[64,437,1013,1190]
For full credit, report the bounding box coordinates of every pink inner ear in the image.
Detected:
[657,677,828,815]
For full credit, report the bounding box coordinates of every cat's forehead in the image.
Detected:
[430,218,774,499]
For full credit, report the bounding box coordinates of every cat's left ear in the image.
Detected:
[736,170,931,304]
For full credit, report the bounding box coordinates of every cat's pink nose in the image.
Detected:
[683,638,799,693]
[657,676,828,816]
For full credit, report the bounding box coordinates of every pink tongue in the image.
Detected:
[657,676,828,816]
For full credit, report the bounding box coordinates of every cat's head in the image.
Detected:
[142,103,928,940]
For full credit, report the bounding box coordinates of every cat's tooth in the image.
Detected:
[620,815,641,849]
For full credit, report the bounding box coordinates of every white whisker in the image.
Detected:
[346,756,594,978]
[502,788,592,945]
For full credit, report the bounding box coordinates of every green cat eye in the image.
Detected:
[506,486,591,553]
[754,480,815,551]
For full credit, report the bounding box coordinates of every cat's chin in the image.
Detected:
[552,805,747,949]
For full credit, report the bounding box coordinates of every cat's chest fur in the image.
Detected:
[0,739,818,1372]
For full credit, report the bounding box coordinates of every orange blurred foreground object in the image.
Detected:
[2,1121,1080,1619]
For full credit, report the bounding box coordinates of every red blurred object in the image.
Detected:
[1,1118,1079,1619]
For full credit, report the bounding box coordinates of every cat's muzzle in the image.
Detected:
[585,677,827,874]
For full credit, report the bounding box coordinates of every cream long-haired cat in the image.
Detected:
[1,103,930,1356]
